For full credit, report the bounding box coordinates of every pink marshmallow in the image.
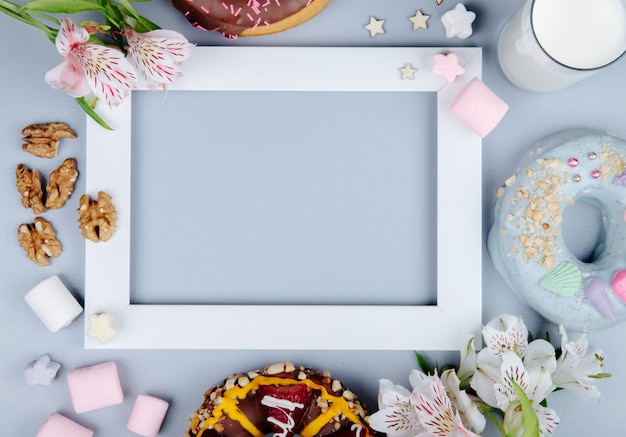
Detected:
[450,77,509,138]
[67,361,124,413]
[127,394,170,437]
[36,413,93,437]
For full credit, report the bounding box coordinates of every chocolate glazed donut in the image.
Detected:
[185,361,374,437]
[170,0,332,38]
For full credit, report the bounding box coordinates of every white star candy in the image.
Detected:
[409,10,430,31]
[24,354,61,386]
[400,64,417,80]
[364,16,385,38]
[441,3,476,40]
[87,313,117,344]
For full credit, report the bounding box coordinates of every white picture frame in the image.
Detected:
[84,46,482,350]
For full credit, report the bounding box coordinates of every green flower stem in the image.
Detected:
[0,0,159,130]
[0,1,56,41]
[478,403,507,437]
[76,97,113,130]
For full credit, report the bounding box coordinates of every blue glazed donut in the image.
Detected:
[488,129,626,332]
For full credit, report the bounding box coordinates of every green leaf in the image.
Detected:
[117,0,159,31]
[511,380,540,437]
[23,0,105,13]
[75,97,113,130]
[414,351,434,374]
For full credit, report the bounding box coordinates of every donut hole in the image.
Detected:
[561,199,607,263]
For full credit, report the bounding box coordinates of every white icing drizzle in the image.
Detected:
[261,395,305,437]
[351,424,363,437]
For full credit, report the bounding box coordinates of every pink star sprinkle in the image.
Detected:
[432,52,465,82]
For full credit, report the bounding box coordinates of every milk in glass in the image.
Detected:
[498,0,626,92]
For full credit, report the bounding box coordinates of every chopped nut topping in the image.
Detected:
[22,122,76,158]
[17,217,62,266]
[16,164,46,214]
[77,191,118,242]
[505,159,566,268]
[46,158,78,209]
[266,362,285,375]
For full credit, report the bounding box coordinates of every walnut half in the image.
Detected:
[22,122,77,159]
[17,217,62,266]
[46,158,79,209]
[77,191,118,242]
[16,164,46,214]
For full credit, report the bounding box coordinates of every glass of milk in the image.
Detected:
[498,0,626,93]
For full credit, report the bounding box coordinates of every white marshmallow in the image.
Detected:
[24,276,83,333]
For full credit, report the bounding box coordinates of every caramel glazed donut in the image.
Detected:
[185,361,373,437]
[488,129,626,332]
[170,0,332,38]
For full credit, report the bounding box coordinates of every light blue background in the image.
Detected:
[130,90,436,305]
[1,0,625,435]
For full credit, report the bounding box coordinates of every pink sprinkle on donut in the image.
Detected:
[568,158,579,167]
[592,169,602,178]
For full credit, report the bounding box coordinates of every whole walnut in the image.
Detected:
[77,191,118,242]
[17,217,62,266]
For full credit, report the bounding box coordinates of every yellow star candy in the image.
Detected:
[87,313,116,344]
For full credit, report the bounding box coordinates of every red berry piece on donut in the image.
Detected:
[258,384,312,437]
[184,362,373,437]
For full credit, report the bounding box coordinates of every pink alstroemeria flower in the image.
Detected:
[45,18,137,106]
[123,28,194,90]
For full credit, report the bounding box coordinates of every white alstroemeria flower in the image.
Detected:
[457,335,477,385]
[368,379,425,437]
[495,352,559,437]
[440,369,486,433]
[472,339,557,409]
[482,314,529,359]
[45,18,136,106]
[411,371,482,437]
[551,325,605,400]
[502,399,560,437]
[123,28,194,90]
